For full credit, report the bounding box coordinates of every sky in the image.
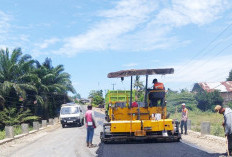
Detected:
[1,0,232,98]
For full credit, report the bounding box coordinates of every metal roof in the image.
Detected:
[197,81,232,92]
[107,68,174,78]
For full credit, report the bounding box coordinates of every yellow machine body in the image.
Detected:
[108,105,174,133]
[110,119,173,133]
[108,106,166,121]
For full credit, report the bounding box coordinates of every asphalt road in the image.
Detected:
[0,108,225,157]
[94,110,223,157]
[96,141,222,157]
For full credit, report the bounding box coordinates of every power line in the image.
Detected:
[177,22,232,73]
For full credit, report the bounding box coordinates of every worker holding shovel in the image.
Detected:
[215,105,232,156]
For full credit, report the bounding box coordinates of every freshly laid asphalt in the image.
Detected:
[94,110,223,157]
[96,141,222,157]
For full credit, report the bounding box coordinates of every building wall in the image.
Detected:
[220,92,232,104]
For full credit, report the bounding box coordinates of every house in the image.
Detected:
[192,81,232,104]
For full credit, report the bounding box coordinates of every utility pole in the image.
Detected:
[112,83,116,90]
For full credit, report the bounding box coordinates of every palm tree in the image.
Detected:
[134,76,144,91]
[0,48,37,108]
[0,48,76,119]
[133,76,144,101]
[33,58,75,119]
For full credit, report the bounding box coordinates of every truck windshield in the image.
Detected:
[61,107,79,115]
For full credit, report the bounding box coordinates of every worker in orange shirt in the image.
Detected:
[181,103,188,135]
[153,79,164,90]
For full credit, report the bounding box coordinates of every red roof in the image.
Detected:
[197,81,232,92]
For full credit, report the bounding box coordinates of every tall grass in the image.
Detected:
[0,130,5,140]
[170,109,225,137]
[14,125,22,136]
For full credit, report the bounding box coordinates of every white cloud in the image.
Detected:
[53,0,159,55]
[164,54,232,84]
[35,38,60,49]
[156,0,230,27]
[0,45,7,50]
[48,0,231,56]
[116,54,232,91]
[0,11,11,34]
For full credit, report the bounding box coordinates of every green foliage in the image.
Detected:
[195,90,223,111]
[14,125,22,135]
[73,93,81,99]
[227,69,232,81]
[134,76,144,91]
[170,110,225,137]
[0,130,5,140]
[0,48,76,120]
[89,90,104,106]
[212,124,224,136]
[134,76,144,102]
[226,101,232,108]
[166,89,197,113]
[0,107,39,126]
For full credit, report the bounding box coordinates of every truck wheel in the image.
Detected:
[62,124,65,128]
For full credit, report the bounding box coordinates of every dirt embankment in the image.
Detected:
[182,130,227,154]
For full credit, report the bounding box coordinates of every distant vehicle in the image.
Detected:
[60,103,84,128]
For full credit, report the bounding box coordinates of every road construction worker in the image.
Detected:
[153,79,164,90]
[131,96,138,107]
[215,105,232,155]
[180,103,188,135]
[131,101,138,107]
[85,105,96,148]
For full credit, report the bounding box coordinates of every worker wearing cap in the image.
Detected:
[181,103,188,135]
[215,105,232,155]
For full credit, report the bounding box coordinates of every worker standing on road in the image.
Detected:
[85,105,96,148]
[180,103,188,135]
[215,105,232,156]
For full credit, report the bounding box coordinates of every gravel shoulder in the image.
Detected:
[181,130,227,154]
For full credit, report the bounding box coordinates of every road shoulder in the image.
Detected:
[181,130,226,154]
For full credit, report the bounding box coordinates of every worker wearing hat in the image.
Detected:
[181,103,188,135]
[215,105,232,155]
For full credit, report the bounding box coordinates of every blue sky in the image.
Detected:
[1,0,232,98]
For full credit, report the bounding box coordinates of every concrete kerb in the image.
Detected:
[0,119,60,146]
[42,120,47,128]
[33,121,40,131]
[5,126,14,138]
[21,123,29,134]
[48,118,54,125]
[201,121,210,135]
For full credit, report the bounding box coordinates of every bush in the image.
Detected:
[195,90,223,111]
[89,90,104,106]
[14,125,22,135]
[0,130,5,140]
[0,107,39,126]
[212,125,224,136]
[166,89,197,113]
